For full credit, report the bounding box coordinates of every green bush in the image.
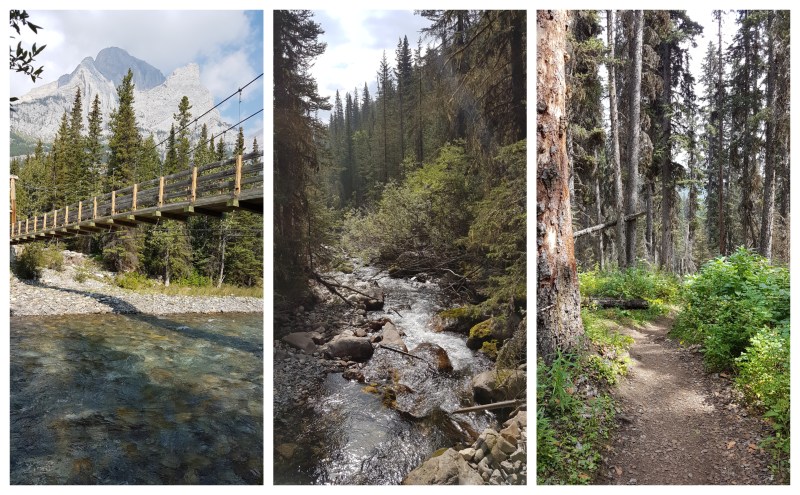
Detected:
[14,244,46,280]
[115,271,153,290]
[735,324,790,479]
[13,243,63,280]
[672,247,789,371]
[175,272,212,287]
[579,266,680,303]
[341,142,476,262]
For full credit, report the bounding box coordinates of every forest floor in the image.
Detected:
[598,315,777,485]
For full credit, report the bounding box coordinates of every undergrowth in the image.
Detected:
[537,310,632,484]
[671,248,790,481]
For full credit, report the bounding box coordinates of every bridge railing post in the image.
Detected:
[132,184,138,211]
[34,216,37,233]
[234,154,242,198]
[78,201,82,223]
[190,166,197,203]
[93,197,97,219]
[111,191,116,216]
[158,177,164,207]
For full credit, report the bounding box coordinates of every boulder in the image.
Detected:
[431,307,483,334]
[472,370,526,405]
[324,337,374,362]
[411,343,453,372]
[402,448,483,485]
[281,332,317,354]
[380,322,407,353]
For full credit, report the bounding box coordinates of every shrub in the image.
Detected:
[14,243,46,280]
[115,271,153,290]
[672,247,789,371]
[579,266,680,303]
[735,324,790,479]
[175,272,212,287]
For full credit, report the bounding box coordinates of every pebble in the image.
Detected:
[10,262,263,316]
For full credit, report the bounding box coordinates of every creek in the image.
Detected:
[274,265,494,484]
[10,312,263,484]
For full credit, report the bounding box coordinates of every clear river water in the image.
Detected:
[10,312,263,484]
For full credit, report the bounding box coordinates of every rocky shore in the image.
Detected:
[10,251,263,316]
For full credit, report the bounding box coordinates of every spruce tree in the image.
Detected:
[107,69,140,191]
[174,95,192,170]
[86,94,104,196]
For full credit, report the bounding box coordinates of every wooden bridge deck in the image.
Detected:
[10,151,263,245]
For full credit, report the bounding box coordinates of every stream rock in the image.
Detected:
[472,369,526,405]
[430,307,483,335]
[411,343,453,372]
[380,322,408,352]
[282,332,318,354]
[402,448,484,485]
[323,337,374,362]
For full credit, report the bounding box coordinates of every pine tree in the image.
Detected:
[252,137,259,155]
[274,9,330,297]
[164,124,178,175]
[234,126,245,156]
[107,69,141,191]
[174,95,193,170]
[86,94,104,196]
[66,87,87,201]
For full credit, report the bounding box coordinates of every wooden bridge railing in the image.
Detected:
[10,151,263,244]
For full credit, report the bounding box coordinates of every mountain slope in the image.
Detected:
[11,47,229,154]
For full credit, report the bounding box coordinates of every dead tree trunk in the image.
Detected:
[759,11,776,260]
[537,10,585,363]
[625,10,644,267]
[607,10,625,269]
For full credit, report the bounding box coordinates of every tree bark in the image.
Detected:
[607,10,625,269]
[593,150,604,270]
[625,10,644,267]
[759,11,776,260]
[537,10,584,363]
[510,11,526,142]
[645,180,654,263]
[659,39,674,272]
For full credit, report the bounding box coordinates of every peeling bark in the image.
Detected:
[537,10,584,362]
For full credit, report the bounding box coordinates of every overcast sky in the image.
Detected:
[311,10,432,121]
[10,10,264,145]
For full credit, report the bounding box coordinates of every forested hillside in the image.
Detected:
[274,10,526,328]
[11,69,263,289]
[537,10,789,485]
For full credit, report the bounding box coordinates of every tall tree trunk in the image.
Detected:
[625,10,644,267]
[607,10,626,269]
[645,180,654,263]
[685,139,697,273]
[217,230,227,288]
[659,40,674,272]
[537,10,584,362]
[716,11,726,255]
[594,150,604,271]
[759,11,777,260]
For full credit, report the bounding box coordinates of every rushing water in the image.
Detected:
[10,313,263,485]
[275,265,494,485]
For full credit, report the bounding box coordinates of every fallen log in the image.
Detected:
[574,211,646,238]
[378,344,428,362]
[583,297,649,309]
[450,399,525,415]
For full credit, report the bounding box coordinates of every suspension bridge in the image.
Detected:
[10,150,263,245]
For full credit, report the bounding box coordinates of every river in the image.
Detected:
[274,265,494,484]
[10,312,263,484]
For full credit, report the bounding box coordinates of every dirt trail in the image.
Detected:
[598,315,776,485]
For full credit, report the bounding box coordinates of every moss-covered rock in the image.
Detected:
[467,318,495,350]
[432,306,484,334]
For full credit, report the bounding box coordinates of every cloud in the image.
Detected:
[11,10,256,100]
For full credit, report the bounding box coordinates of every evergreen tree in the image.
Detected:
[164,124,178,175]
[86,94,104,196]
[235,126,246,156]
[107,69,141,191]
[174,95,193,170]
[66,87,87,201]
[274,9,330,297]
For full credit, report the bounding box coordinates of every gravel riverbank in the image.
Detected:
[10,252,263,316]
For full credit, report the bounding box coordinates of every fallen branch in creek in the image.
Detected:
[450,399,525,415]
[312,272,352,306]
[378,344,428,362]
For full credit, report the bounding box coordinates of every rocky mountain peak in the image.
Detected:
[94,46,166,90]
